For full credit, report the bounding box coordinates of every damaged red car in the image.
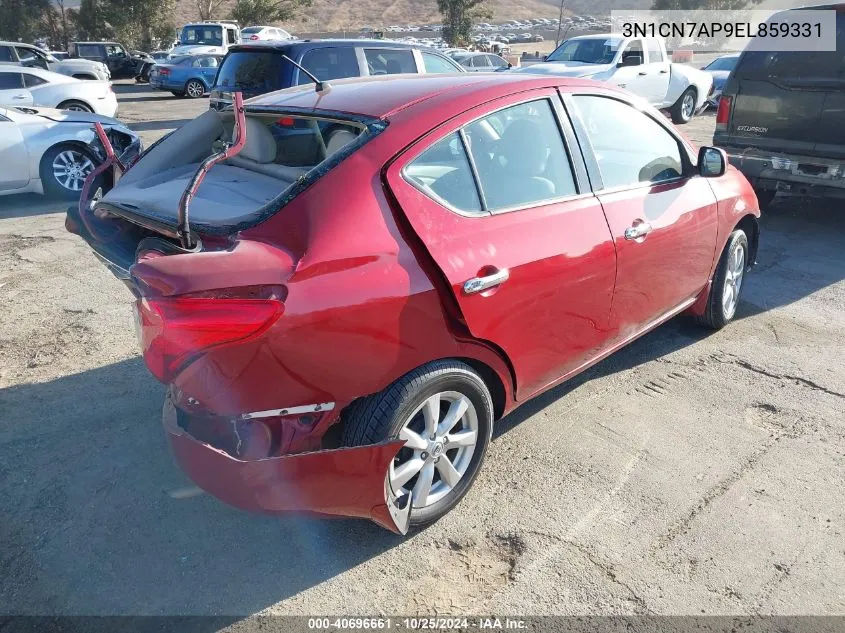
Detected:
[68,74,761,533]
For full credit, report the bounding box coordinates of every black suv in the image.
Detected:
[714,5,845,207]
[209,39,465,110]
[69,41,138,79]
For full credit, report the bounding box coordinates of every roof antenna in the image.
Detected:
[281,54,331,93]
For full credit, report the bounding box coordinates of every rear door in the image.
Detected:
[385,91,618,399]
[726,11,845,156]
[640,38,670,105]
[565,92,718,336]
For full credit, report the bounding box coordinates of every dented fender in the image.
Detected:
[163,396,411,534]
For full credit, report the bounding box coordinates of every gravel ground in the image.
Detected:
[0,82,843,620]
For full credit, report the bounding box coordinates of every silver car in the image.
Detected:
[0,105,140,199]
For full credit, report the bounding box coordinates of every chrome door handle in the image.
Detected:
[624,221,653,240]
[463,269,509,294]
[13,94,27,100]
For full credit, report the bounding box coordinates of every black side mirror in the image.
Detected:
[699,146,726,178]
[618,54,642,67]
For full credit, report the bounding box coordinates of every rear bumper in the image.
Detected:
[162,395,410,533]
[721,145,845,197]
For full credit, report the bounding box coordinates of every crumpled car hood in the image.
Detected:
[22,106,122,126]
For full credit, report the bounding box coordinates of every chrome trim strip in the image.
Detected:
[240,402,335,420]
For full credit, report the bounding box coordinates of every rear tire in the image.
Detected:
[342,360,494,527]
[170,90,185,97]
[185,79,205,99]
[57,100,93,113]
[696,229,749,330]
[670,87,697,124]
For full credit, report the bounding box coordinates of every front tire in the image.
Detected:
[39,144,100,200]
[696,229,749,330]
[754,188,775,210]
[342,360,494,527]
[670,87,697,124]
[185,79,205,99]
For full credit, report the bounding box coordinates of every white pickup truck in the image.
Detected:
[515,34,713,124]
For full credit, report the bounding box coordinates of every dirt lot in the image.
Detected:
[0,81,843,620]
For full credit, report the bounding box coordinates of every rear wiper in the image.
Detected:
[176,91,247,249]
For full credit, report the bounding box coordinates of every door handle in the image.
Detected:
[659,69,669,74]
[13,94,27,100]
[624,221,653,241]
[638,71,648,76]
[463,269,509,294]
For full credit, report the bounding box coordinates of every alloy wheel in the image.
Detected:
[682,93,695,120]
[722,242,746,319]
[52,150,94,192]
[389,391,479,509]
[187,81,204,98]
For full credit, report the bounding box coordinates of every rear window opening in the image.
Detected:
[96,108,373,234]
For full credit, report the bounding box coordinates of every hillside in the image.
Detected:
[171,0,650,32]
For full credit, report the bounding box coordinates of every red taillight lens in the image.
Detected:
[135,297,283,383]
[716,95,732,129]
[160,67,171,76]
[250,35,259,40]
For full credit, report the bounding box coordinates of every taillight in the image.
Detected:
[160,67,171,76]
[135,296,284,383]
[250,35,259,40]
[716,95,732,130]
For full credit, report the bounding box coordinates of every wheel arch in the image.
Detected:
[57,98,94,111]
[187,76,208,90]
[735,213,760,266]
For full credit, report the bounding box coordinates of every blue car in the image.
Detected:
[702,53,739,108]
[149,54,221,98]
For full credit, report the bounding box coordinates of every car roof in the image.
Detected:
[0,41,36,47]
[73,41,120,45]
[246,73,609,119]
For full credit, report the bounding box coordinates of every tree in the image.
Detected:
[0,0,51,42]
[196,0,228,20]
[230,0,313,25]
[436,0,488,47]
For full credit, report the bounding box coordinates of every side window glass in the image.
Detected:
[621,40,643,64]
[228,29,236,44]
[0,46,13,62]
[421,52,457,74]
[0,74,24,89]
[299,47,359,83]
[23,73,46,87]
[572,95,684,188]
[364,48,415,75]
[404,133,482,214]
[465,99,577,211]
[646,39,664,63]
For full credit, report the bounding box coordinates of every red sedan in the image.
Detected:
[68,74,761,533]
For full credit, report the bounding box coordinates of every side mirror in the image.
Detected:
[618,55,642,67]
[699,146,726,178]
[507,62,513,68]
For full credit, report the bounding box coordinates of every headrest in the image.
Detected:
[238,117,277,164]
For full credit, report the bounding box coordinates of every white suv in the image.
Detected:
[240,26,294,42]
[0,42,110,81]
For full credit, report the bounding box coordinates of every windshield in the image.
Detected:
[241,27,262,34]
[181,25,223,46]
[546,38,620,64]
[705,56,738,71]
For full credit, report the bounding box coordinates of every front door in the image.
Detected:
[386,91,618,399]
[566,93,718,335]
[0,73,33,109]
[610,38,647,97]
[0,117,30,190]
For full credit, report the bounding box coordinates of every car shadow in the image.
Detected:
[0,358,403,620]
[0,193,67,220]
[496,193,845,437]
